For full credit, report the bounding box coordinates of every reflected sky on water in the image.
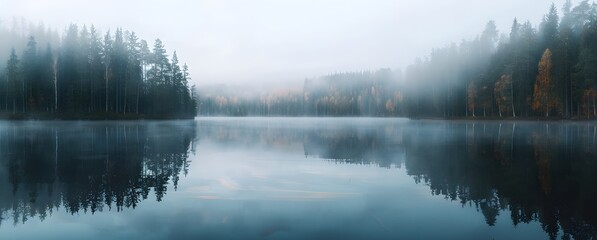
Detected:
[1,118,596,239]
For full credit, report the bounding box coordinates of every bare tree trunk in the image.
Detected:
[22,80,25,112]
[105,66,109,113]
[55,128,58,178]
[90,77,94,113]
[54,59,58,112]
[593,97,597,117]
[136,83,140,114]
[123,83,128,114]
[510,81,516,117]
[588,98,591,120]
[593,126,597,144]
[465,93,468,117]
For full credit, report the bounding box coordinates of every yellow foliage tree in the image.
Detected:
[494,74,515,117]
[385,99,395,115]
[532,49,557,117]
[582,88,597,119]
[467,82,477,117]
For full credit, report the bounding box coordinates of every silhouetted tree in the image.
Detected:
[0,23,196,119]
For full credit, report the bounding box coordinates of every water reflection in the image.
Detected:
[406,122,597,240]
[0,121,196,226]
[1,118,597,239]
[197,119,597,240]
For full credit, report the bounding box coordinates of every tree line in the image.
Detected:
[198,69,404,116]
[198,1,597,119]
[0,23,196,119]
[405,0,597,119]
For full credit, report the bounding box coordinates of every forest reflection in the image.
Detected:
[0,121,196,227]
[2,119,597,239]
[197,119,597,240]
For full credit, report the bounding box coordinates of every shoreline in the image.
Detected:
[1,114,595,122]
[0,112,195,121]
[196,115,597,122]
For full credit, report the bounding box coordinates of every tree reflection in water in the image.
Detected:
[199,120,597,240]
[0,121,196,226]
[2,119,597,239]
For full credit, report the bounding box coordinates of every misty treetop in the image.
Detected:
[303,69,403,116]
[0,23,196,119]
[198,69,404,116]
[406,0,597,119]
[198,0,597,119]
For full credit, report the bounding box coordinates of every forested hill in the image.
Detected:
[0,23,196,120]
[198,1,597,119]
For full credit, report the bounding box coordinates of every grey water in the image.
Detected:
[0,118,596,240]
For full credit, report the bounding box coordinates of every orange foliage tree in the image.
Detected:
[494,74,515,117]
[467,82,477,117]
[532,49,559,117]
[582,88,597,119]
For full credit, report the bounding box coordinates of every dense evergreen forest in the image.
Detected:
[0,22,196,119]
[199,1,597,119]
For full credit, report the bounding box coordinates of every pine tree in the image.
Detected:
[102,31,112,112]
[6,48,20,113]
[41,44,55,112]
[22,36,38,112]
[89,25,103,112]
[111,28,126,113]
[540,4,559,51]
[1,23,196,119]
[126,31,142,114]
[148,39,170,86]
[57,24,80,112]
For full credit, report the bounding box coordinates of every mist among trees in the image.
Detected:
[0,22,196,119]
[198,1,597,119]
[198,69,403,116]
[2,1,596,120]
[407,0,597,119]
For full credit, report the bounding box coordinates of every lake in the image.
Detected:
[0,118,596,239]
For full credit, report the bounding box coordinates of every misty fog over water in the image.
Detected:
[2,0,597,239]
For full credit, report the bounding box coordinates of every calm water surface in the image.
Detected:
[0,118,596,239]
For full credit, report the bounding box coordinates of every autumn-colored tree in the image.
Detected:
[478,85,493,117]
[494,80,504,117]
[494,74,515,117]
[467,82,477,117]
[532,49,557,117]
[385,99,395,115]
[582,88,597,119]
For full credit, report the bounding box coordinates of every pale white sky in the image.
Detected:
[1,0,565,87]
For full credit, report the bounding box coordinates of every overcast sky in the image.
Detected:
[1,0,565,87]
